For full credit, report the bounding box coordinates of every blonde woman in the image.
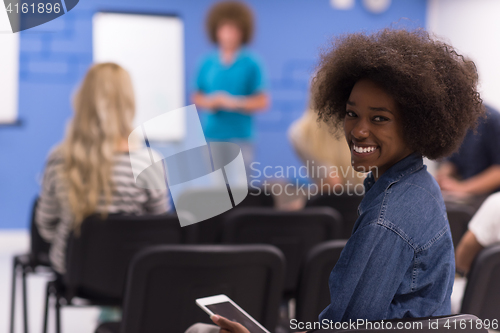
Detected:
[289,107,365,187]
[36,63,170,275]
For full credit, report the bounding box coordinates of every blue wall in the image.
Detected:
[0,0,427,229]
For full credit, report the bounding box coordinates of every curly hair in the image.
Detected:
[312,28,484,160]
[206,1,254,45]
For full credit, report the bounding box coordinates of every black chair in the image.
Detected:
[461,243,500,321]
[43,213,190,333]
[239,186,275,207]
[295,240,347,324]
[181,187,274,243]
[94,244,285,333]
[311,314,487,332]
[10,198,53,333]
[222,207,342,295]
[445,203,474,249]
[306,192,363,239]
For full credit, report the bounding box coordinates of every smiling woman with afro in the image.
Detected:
[196,29,486,332]
[312,28,484,160]
[307,28,484,323]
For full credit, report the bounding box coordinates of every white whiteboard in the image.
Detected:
[0,7,19,124]
[93,12,185,141]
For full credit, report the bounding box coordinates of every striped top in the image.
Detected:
[35,148,170,274]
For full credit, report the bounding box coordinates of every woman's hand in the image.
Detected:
[211,315,250,333]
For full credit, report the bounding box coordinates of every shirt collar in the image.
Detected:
[217,48,244,67]
[359,153,424,215]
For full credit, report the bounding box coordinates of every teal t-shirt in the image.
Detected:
[195,49,266,140]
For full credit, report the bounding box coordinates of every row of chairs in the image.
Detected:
[182,188,362,243]
[190,188,475,248]
[160,188,474,248]
[55,235,500,333]
[11,201,342,333]
[47,224,346,332]
[9,191,484,333]
[91,245,497,333]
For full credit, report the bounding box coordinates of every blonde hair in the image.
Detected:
[291,107,364,186]
[61,63,135,231]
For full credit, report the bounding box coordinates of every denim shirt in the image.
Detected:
[319,153,455,322]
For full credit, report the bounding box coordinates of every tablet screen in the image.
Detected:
[206,302,268,333]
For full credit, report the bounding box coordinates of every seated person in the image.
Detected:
[288,101,365,188]
[455,192,500,275]
[188,28,484,333]
[285,103,365,210]
[36,63,170,275]
[436,105,500,198]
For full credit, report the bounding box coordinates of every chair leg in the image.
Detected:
[22,269,29,333]
[55,295,61,333]
[9,259,17,333]
[43,283,51,333]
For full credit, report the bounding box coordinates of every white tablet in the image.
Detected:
[196,294,270,333]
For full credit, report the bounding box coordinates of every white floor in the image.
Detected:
[0,231,100,333]
[451,276,467,314]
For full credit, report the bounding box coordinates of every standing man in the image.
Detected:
[192,1,269,172]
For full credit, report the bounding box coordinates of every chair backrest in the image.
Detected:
[64,213,187,301]
[446,203,474,249]
[239,187,275,207]
[222,207,343,293]
[461,243,500,320]
[180,187,274,244]
[120,244,285,333]
[317,314,487,332]
[305,193,363,239]
[29,197,52,265]
[295,239,347,323]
